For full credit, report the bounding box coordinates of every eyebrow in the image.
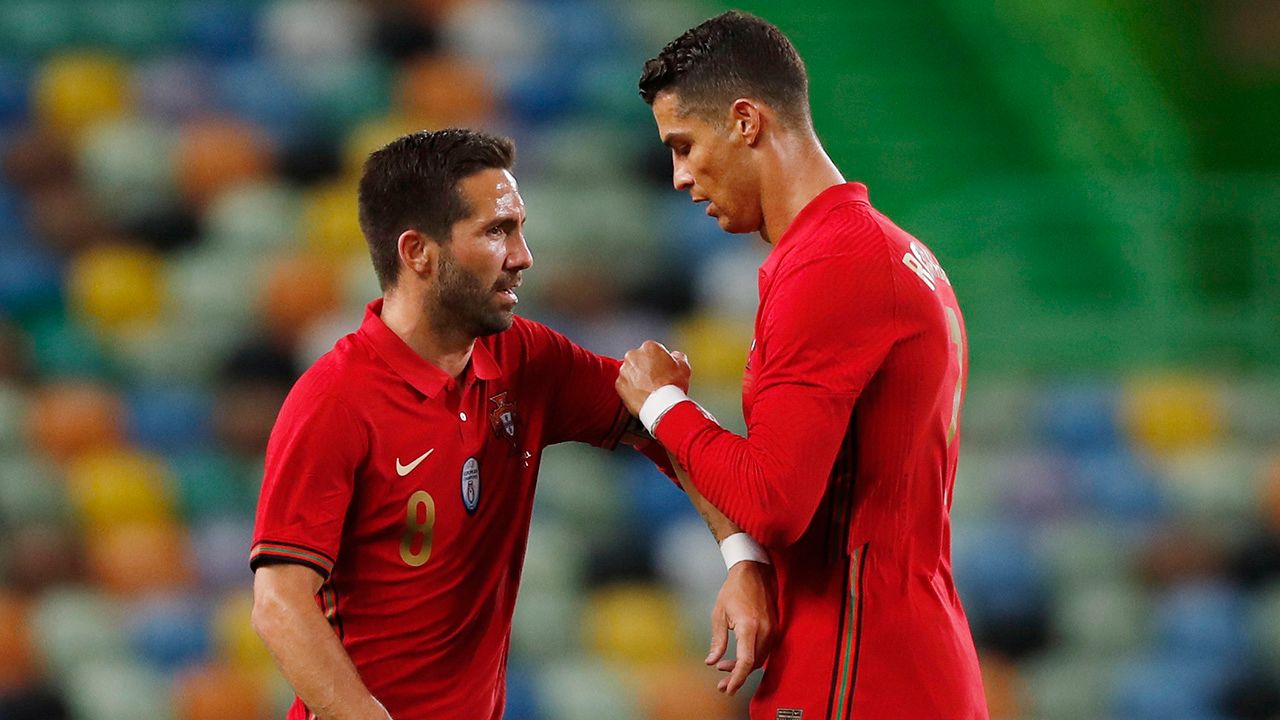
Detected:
[662,132,690,149]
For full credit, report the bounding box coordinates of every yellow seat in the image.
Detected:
[68,244,166,333]
[583,583,686,666]
[34,53,131,138]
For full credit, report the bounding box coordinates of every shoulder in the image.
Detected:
[279,334,368,418]
[490,315,573,357]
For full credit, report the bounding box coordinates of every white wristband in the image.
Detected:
[639,384,690,434]
[719,532,770,571]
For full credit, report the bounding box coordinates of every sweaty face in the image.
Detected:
[651,91,762,234]
[428,168,532,338]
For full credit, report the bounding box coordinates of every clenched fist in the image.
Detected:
[615,340,691,416]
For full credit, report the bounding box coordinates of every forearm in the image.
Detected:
[654,389,854,547]
[669,451,740,543]
[253,570,388,720]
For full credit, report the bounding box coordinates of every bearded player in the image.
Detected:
[249,129,776,720]
[616,12,989,720]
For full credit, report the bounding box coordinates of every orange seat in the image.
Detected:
[0,592,35,687]
[173,663,270,720]
[261,254,342,344]
[635,662,741,720]
[28,382,122,462]
[176,119,272,208]
[396,56,493,128]
[87,521,193,595]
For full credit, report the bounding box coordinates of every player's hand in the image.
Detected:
[707,560,777,696]
[616,341,692,416]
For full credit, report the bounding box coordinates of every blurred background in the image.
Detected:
[0,0,1276,719]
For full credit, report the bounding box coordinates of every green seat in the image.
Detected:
[166,247,266,328]
[534,444,626,545]
[25,313,113,380]
[0,0,76,59]
[519,180,661,275]
[78,118,178,225]
[1249,582,1280,675]
[0,453,68,526]
[31,589,129,675]
[170,449,260,522]
[65,660,174,720]
[204,182,304,259]
[521,516,588,594]
[75,0,178,57]
[537,658,639,720]
[108,317,244,386]
[510,588,583,661]
[1024,651,1122,720]
[293,57,392,137]
[1038,519,1136,589]
[0,382,29,452]
[1159,447,1263,526]
[1052,581,1152,656]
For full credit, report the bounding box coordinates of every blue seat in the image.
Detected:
[128,595,211,673]
[1154,583,1248,665]
[126,385,214,454]
[178,0,258,61]
[192,517,255,591]
[0,60,30,127]
[1040,381,1123,452]
[1111,655,1226,720]
[1070,449,1166,522]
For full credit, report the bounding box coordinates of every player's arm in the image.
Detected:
[670,454,777,696]
[252,564,392,720]
[618,220,897,547]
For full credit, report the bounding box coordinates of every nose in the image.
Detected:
[506,230,533,272]
[672,157,694,191]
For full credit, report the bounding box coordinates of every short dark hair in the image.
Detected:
[358,128,516,290]
[638,10,810,127]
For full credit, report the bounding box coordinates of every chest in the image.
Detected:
[352,381,542,547]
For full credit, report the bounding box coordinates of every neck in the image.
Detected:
[380,289,474,379]
[758,130,844,244]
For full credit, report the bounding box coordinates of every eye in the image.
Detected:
[487,224,506,238]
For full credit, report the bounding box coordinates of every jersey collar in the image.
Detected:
[761,182,870,282]
[359,299,501,398]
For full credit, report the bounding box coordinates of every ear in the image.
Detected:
[396,229,440,283]
[730,98,763,147]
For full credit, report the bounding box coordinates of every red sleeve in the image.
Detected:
[516,319,630,449]
[250,386,367,579]
[516,319,679,482]
[655,215,898,547]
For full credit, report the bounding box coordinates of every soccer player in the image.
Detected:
[248,128,775,720]
[615,11,989,720]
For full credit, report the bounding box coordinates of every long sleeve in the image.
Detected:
[655,212,900,547]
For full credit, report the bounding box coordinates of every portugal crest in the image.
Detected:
[488,392,520,453]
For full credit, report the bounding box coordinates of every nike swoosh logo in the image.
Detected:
[395,449,434,477]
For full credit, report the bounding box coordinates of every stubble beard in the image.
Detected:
[428,248,514,339]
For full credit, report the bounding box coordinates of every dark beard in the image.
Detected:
[429,248,514,338]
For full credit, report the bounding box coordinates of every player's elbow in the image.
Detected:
[738,480,811,548]
[251,572,296,643]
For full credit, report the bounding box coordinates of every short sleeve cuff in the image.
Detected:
[249,540,336,579]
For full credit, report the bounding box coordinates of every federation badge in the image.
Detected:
[488,392,520,453]
[461,457,480,514]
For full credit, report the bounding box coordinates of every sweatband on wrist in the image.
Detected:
[639,384,690,434]
[719,532,770,570]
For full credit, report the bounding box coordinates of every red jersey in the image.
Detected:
[251,300,634,720]
[655,183,988,719]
